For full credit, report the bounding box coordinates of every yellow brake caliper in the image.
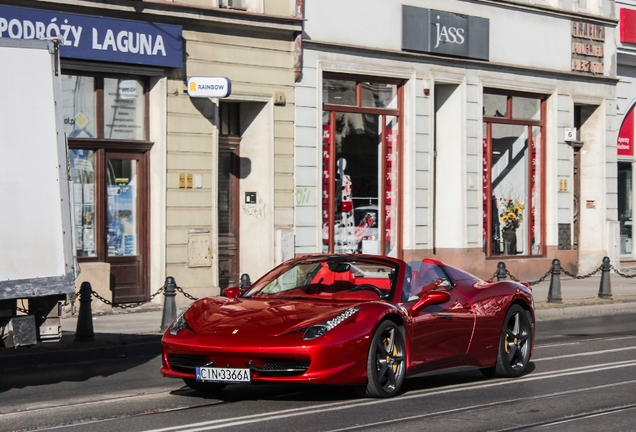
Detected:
[384,337,398,373]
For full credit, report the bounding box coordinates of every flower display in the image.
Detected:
[500,199,524,230]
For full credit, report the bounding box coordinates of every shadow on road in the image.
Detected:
[167,364,538,403]
[0,332,162,393]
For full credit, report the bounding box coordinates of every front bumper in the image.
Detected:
[160,331,370,386]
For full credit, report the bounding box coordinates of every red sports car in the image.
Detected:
[161,255,534,398]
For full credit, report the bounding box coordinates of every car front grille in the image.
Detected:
[168,355,206,373]
[249,360,310,375]
[167,354,310,377]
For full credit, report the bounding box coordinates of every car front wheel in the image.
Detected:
[494,304,533,378]
[356,320,406,398]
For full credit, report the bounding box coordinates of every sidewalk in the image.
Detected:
[59,271,636,336]
[4,272,636,355]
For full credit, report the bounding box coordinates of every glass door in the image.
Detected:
[106,152,147,303]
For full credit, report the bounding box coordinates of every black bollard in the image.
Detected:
[160,277,177,331]
[75,281,95,342]
[239,273,251,290]
[598,256,612,299]
[547,259,562,303]
[496,262,507,281]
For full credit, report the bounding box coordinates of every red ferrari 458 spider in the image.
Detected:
[161,254,534,398]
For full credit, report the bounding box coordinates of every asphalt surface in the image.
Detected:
[2,313,636,431]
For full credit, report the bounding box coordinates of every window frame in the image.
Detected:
[483,88,547,258]
[65,70,152,263]
[321,73,404,257]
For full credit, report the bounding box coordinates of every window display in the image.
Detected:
[62,75,96,138]
[483,91,545,257]
[70,150,96,257]
[619,162,633,255]
[104,78,146,140]
[322,75,401,257]
[107,158,138,256]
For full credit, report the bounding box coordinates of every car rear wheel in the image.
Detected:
[183,379,227,393]
[494,304,533,378]
[356,321,406,398]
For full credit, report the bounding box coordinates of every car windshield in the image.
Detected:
[243,257,397,301]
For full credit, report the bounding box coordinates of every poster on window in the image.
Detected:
[104,79,144,140]
[107,185,136,256]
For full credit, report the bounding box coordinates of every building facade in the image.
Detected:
[616,1,636,263]
[0,0,301,307]
[294,0,619,280]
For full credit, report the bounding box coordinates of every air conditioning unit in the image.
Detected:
[219,0,247,10]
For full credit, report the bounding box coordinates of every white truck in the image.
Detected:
[0,38,77,347]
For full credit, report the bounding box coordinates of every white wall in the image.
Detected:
[304,0,573,72]
[239,101,275,281]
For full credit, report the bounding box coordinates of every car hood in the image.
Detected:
[185,297,362,337]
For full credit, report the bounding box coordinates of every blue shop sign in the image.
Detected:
[0,4,183,68]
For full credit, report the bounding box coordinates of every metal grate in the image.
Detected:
[558,223,571,250]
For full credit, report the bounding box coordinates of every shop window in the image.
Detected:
[322,74,402,257]
[64,71,150,303]
[483,90,545,257]
[62,76,96,138]
[104,78,146,140]
[618,162,633,255]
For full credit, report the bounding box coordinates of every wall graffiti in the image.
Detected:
[295,187,311,205]
[242,203,266,219]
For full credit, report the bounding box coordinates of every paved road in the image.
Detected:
[2,314,636,431]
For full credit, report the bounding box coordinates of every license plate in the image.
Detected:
[196,366,251,383]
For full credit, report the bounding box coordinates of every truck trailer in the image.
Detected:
[0,38,77,347]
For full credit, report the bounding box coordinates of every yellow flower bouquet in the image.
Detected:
[500,199,524,230]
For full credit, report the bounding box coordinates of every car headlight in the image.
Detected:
[303,308,360,340]
[169,306,194,336]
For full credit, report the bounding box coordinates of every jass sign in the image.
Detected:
[402,6,489,61]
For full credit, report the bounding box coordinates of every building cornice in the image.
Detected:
[304,40,619,86]
[2,0,303,34]
[465,0,618,26]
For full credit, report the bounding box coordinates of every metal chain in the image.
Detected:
[501,263,602,286]
[562,264,603,279]
[176,286,199,302]
[525,268,552,286]
[610,265,636,279]
[90,285,165,309]
[504,269,521,282]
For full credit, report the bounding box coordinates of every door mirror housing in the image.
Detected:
[411,290,451,313]
[222,286,241,299]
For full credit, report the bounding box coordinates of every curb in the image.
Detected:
[535,301,636,321]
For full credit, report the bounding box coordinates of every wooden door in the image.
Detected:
[218,136,241,288]
[573,143,582,251]
[106,151,149,303]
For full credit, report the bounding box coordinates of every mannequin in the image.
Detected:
[335,158,355,252]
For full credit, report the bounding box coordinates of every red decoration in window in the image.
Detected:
[620,8,636,45]
[618,107,635,157]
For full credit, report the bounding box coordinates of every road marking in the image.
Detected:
[139,360,636,432]
[493,403,636,431]
[536,334,636,348]
[324,381,636,432]
[534,345,636,361]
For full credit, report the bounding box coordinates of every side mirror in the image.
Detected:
[411,290,451,313]
[222,286,241,299]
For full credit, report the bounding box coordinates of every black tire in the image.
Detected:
[494,304,533,378]
[356,321,406,398]
[183,379,227,393]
